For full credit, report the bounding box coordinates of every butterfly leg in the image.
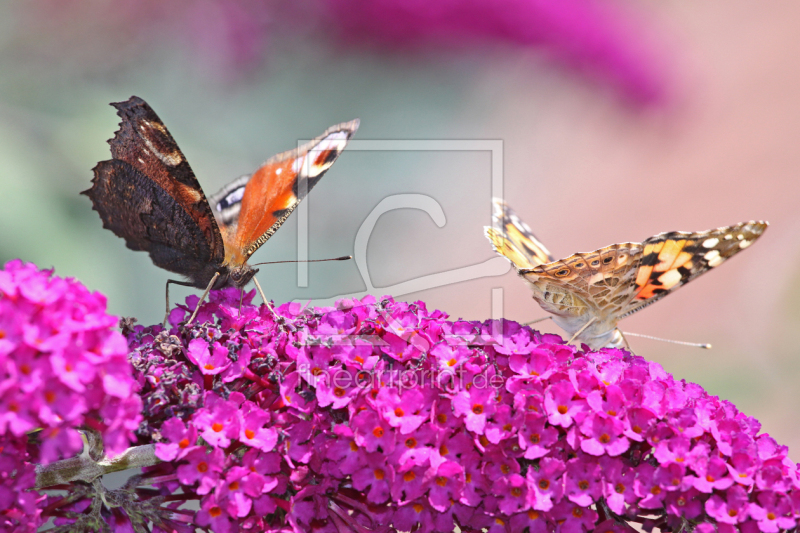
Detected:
[566,316,598,346]
[164,279,198,327]
[616,329,632,351]
[185,272,221,327]
[252,276,280,320]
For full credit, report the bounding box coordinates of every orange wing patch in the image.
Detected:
[634,238,693,300]
[628,222,768,307]
[219,120,359,267]
[232,158,297,258]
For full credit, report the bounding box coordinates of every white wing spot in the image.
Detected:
[739,239,752,249]
[702,237,719,248]
[724,234,733,240]
[658,269,683,289]
[737,234,744,240]
[292,154,306,175]
[704,249,724,267]
[137,158,145,164]
[276,168,283,175]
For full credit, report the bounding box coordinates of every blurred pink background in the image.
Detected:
[1,1,798,457]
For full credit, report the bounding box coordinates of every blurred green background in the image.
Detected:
[2,1,799,457]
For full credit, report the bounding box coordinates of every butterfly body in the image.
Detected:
[523,243,642,348]
[84,96,358,301]
[486,199,767,349]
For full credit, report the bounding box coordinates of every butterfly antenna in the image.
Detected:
[621,331,712,349]
[523,316,552,326]
[251,256,352,266]
[249,257,351,322]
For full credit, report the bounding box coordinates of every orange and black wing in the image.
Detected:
[83,96,225,287]
[209,120,359,264]
[619,221,768,319]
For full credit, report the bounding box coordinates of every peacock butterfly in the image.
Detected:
[83,96,358,323]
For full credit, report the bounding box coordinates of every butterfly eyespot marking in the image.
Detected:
[219,187,246,210]
[555,268,570,277]
[602,257,614,264]
[590,259,600,267]
[574,262,585,269]
[314,148,337,166]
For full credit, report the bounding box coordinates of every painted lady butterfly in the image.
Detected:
[485,198,768,349]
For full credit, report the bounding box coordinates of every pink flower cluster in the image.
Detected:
[113,290,799,533]
[0,260,141,531]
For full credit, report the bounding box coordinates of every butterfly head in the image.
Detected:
[228,263,258,289]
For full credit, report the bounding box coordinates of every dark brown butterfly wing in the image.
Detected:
[83,96,225,288]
